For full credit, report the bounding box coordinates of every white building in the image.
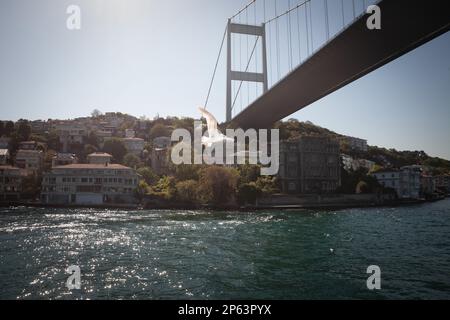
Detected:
[56,123,88,152]
[87,152,113,165]
[0,149,10,165]
[122,138,145,156]
[15,150,44,175]
[372,166,421,199]
[41,164,140,206]
[340,136,368,152]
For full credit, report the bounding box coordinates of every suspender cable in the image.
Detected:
[275,0,280,80]
[230,0,256,21]
[297,5,302,64]
[309,2,314,53]
[324,0,329,41]
[254,2,258,99]
[204,24,227,110]
[305,2,310,56]
[287,0,293,71]
[352,0,356,19]
[246,7,249,107]
[341,0,345,27]
[239,13,242,112]
[231,38,260,111]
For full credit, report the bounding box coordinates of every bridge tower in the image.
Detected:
[226,19,268,122]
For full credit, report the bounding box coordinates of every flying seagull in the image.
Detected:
[198,107,234,147]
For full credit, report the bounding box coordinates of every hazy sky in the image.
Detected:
[0,0,449,159]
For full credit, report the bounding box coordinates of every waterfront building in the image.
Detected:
[0,166,23,200]
[372,166,421,199]
[41,164,140,206]
[339,136,368,152]
[52,153,78,167]
[0,149,10,165]
[279,136,341,194]
[14,150,44,175]
[122,138,145,156]
[87,152,112,165]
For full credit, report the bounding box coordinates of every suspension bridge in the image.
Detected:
[204,0,450,129]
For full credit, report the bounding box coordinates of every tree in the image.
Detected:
[91,109,102,118]
[198,166,238,205]
[86,132,100,148]
[124,153,141,168]
[136,180,151,200]
[236,182,261,205]
[82,144,98,161]
[174,164,201,182]
[21,173,41,199]
[46,130,61,151]
[103,138,127,163]
[237,164,260,184]
[175,180,199,203]
[4,121,14,137]
[356,181,369,194]
[137,167,158,185]
[17,120,31,141]
[150,176,176,200]
[149,123,170,139]
[255,176,279,195]
[0,122,4,136]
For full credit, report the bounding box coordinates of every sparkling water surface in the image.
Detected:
[1,199,450,300]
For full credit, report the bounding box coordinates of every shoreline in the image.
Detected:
[0,196,447,212]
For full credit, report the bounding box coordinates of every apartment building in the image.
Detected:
[279,136,341,194]
[340,136,368,152]
[15,150,44,175]
[56,123,88,152]
[41,164,140,206]
[122,138,145,156]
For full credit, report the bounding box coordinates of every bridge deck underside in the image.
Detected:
[229,0,450,129]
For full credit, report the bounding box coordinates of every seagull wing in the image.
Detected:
[198,107,219,138]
